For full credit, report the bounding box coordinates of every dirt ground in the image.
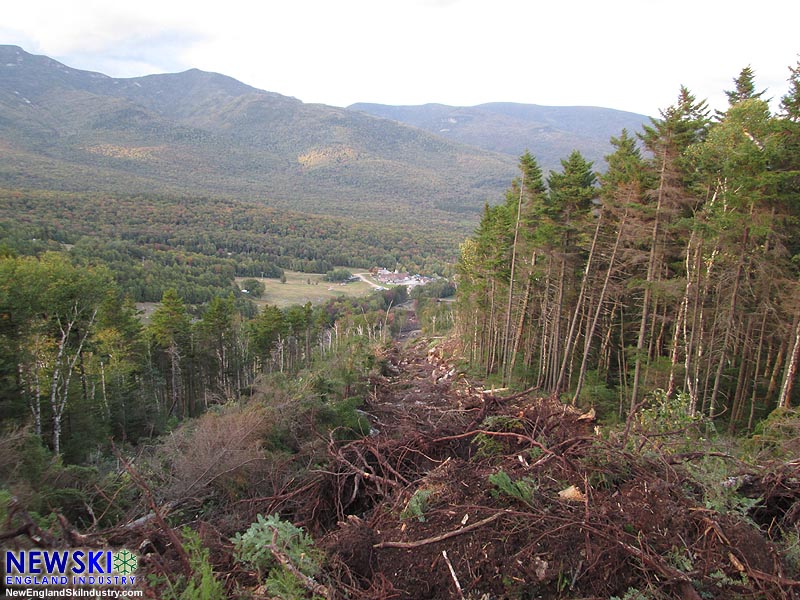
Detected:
[298,339,800,599]
[5,337,798,600]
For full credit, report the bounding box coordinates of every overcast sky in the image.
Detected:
[2,0,798,117]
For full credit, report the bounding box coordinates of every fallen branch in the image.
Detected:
[615,538,703,600]
[328,435,401,493]
[485,385,540,402]
[269,530,331,599]
[666,451,736,464]
[113,445,192,577]
[431,429,561,465]
[579,525,703,600]
[432,429,532,444]
[0,498,56,547]
[441,550,464,599]
[119,500,181,531]
[743,567,800,588]
[0,523,34,542]
[57,513,92,546]
[374,512,504,549]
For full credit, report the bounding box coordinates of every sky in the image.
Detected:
[2,0,798,117]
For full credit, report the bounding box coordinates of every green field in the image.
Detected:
[237,271,375,308]
[135,271,376,322]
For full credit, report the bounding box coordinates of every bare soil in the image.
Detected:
[8,337,799,600]
[280,338,800,599]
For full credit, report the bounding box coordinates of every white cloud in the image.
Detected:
[2,0,798,116]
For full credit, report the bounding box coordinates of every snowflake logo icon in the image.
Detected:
[113,549,138,575]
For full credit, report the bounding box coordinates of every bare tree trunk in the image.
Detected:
[100,360,109,420]
[747,309,769,433]
[618,303,629,419]
[668,231,699,397]
[548,256,566,392]
[486,279,497,376]
[508,251,536,380]
[600,301,618,375]
[729,316,753,432]
[709,227,748,418]
[556,212,602,394]
[167,342,182,418]
[701,293,723,415]
[573,212,624,403]
[536,259,554,389]
[778,308,800,410]
[503,175,525,383]
[51,307,96,455]
[767,342,785,402]
[631,159,665,412]
[49,321,73,455]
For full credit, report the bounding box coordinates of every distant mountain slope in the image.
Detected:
[0,45,517,227]
[347,102,650,172]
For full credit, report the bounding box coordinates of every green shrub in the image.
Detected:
[315,397,371,440]
[743,407,800,462]
[633,389,706,452]
[574,369,618,422]
[179,529,226,600]
[780,529,800,577]
[684,456,760,518]
[400,488,435,522]
[610,589,656,600]
[0,488,12,524]
[489,470,537,507]
[149,528,226,600]
[474,416,525,459]
[233,513,323,592]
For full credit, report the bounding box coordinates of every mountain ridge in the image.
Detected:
[1,45,647,228]
[1,45,522,227]
[348,101,650,170]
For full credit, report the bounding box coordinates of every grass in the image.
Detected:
[237,271,374,308]
[133,271,375,322]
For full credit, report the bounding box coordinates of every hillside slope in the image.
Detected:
[0,45,516,225]
[348,101,650,172]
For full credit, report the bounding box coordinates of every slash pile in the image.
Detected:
[283,340,800,599]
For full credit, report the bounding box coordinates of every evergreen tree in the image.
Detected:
[628,88,709,410]
[148,289,192,418]
[725,65,766,105]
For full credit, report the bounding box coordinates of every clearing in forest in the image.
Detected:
[237,270,374,307]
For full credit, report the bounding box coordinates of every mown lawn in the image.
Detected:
[236,270,374,308]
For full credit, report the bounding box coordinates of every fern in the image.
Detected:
[489,470,537,507]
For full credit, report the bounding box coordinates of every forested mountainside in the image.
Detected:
[1,50,800,600]
[349,101,649,172]
[0,44,517,224]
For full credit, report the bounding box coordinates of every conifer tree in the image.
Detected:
[149,289,192,418]
[548,151,598,394]
[572,131,646,405]
[630,88,709,411]
[725,65,766,105]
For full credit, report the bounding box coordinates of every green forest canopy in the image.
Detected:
[455,65,800,431]
[1,62,799,463]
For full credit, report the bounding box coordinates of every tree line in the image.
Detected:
[455,64,800,429]
[0,249,408,462]
[0,189,458,304]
